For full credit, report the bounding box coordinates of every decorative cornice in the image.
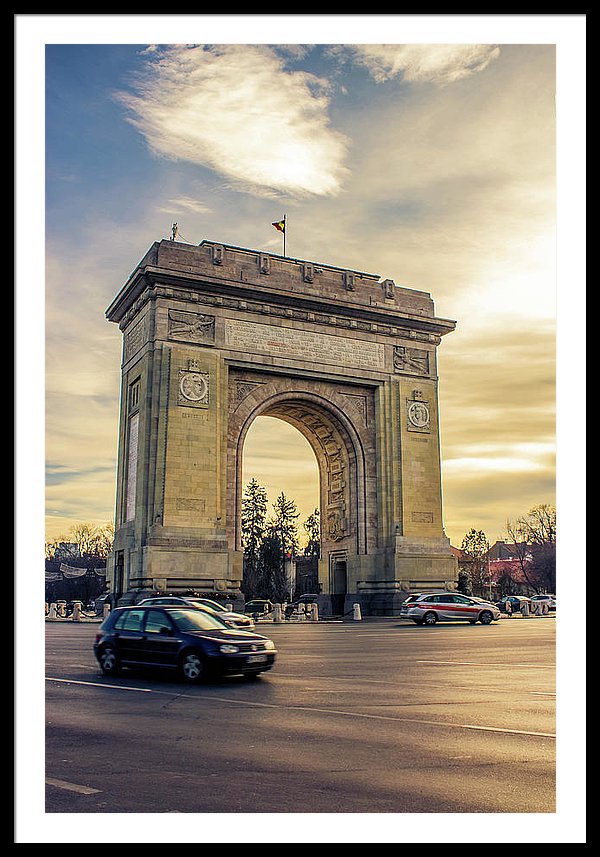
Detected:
[118,281,444,345]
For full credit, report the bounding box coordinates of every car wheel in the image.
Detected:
[423,611,437,625]
[479,610,494,625]
[98,645,120,676]
[180,650,205,683]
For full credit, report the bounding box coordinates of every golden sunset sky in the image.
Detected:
[18,16,584,553]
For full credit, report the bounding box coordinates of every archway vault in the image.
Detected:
[228,369,379,562]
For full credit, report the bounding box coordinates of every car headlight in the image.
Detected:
[263,640,275,651]
[219,644,239,654]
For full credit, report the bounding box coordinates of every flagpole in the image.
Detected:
[272,215,286,255]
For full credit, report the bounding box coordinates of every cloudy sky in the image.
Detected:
[20,17,583,553]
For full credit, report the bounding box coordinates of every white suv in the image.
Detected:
[400,592,501,625]
[530,594,556,611]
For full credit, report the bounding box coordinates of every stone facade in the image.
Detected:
[105,239,457,613]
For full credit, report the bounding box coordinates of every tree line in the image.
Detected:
[45,522,115,561]
[45,500,556,605]
[241,478,320,602]
[457,504,556,598]
[45,522,114,604]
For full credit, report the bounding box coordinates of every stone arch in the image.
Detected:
[105,238,458,611]
[227,372,377,564]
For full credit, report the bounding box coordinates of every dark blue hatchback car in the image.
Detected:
[94,605,277,682]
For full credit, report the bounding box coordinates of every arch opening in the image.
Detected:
[231,388,370,568]
[241,415,320,550]
[226,372,380,608]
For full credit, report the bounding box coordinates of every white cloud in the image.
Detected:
[116,44,349,197]
[340,44,501,85]
[444,456,545,474]
[155,196,212,215]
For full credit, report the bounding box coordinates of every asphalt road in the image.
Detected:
[45,615,556,819]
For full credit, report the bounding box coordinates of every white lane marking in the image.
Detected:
[46,677,153,693]
[273,673,556,696]
[416,660,554,668]
[45,676,555,739]
[46,778,101,795]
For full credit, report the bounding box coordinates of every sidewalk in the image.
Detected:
[45,610,556,625]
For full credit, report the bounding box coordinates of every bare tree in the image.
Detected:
[94,522,115,559]
[67,523,101,557]
[505,504,556,593]
[45,522,114,562]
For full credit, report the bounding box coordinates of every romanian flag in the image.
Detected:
[272,219,285,233]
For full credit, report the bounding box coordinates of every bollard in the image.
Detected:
[72,601,82,621]
[273,603,283,623]
[49,603,57,619]
[521,601,529,618]
[310,603,319,622]
[103,602,111,618]
[353,603,362,621]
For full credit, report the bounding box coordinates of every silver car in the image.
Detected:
[138,596,255,630]
[400,592,501,625]
[530,594,556,611]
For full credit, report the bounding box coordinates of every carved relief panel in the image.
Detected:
[168,309,215,346]
[394,345,430,376]
[406,388,431,434]
[178,359,210,408]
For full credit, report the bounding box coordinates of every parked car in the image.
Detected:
[94,605,276,682]
[495,595,532,614]
[284,593,320,619]
[186,597,257,629]
[399,592,501,625]
[244,599,273,616]
[138,596,255,630]
[94,592,112,613]
[400,592,429,606]
[530,594,556,611]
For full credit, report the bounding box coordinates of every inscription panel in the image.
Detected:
[224,319,385,370]
[124,316,147,363]
[411,511,434,523]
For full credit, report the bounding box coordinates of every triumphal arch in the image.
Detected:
[105,239,457,614]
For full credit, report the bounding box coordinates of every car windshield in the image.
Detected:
[199,598,227,613]
[193,598,226,612]
[168,608,231,631]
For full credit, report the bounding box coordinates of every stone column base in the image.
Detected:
[354,581,408,616]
